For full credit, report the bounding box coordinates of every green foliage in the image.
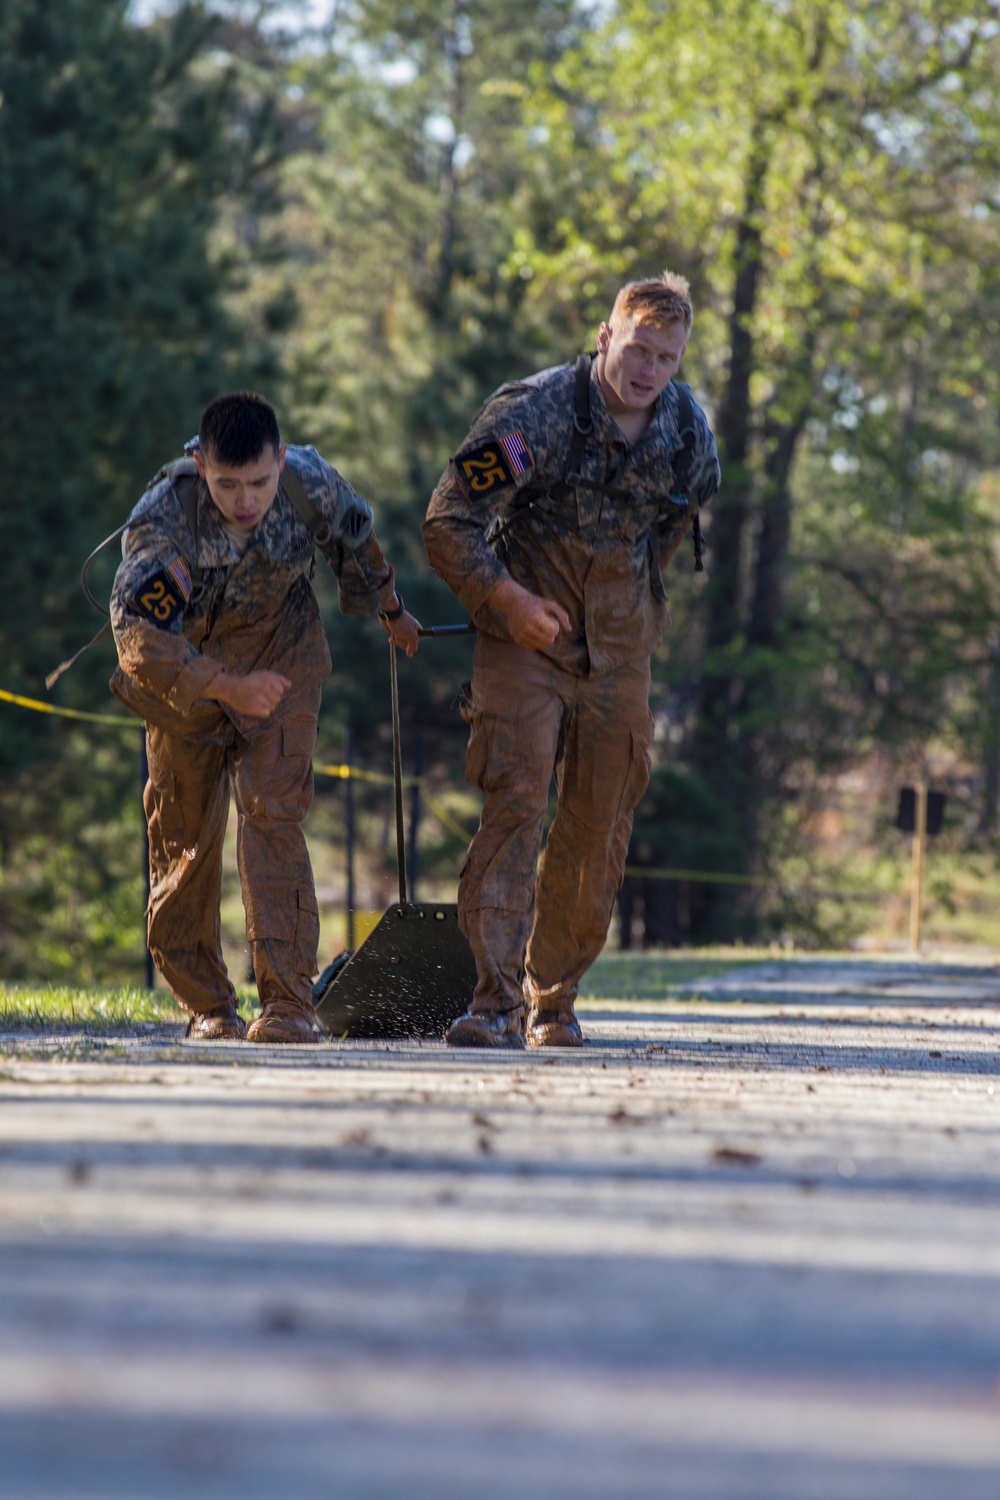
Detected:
[0,0,271,731]
[511,0,1000,939]
[271,0,598,758]
[0,727,146,983]
[0,0,293,975]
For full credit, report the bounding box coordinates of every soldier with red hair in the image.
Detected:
[424,274,720,1049]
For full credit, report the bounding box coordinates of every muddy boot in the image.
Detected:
[186,1003,248,1042]
[526,1005,583,1048]
[247,999,320,1044]
[445,1005,525,1049]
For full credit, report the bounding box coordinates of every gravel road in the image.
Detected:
[2,956,999,1498]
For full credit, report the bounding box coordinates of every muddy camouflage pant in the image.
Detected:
[459,635,652,1017]
[143,685,322,1016]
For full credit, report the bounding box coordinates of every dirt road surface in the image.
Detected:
[2,956,1000,1498]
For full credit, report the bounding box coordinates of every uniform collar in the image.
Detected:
[196,482,264,566]
[589,360,680,452]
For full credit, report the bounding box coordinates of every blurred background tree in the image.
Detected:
[0,0,296,975]
[513,0,1000,937]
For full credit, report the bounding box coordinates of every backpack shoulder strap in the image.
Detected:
[279,463,333,546]
[564,352,595,485]
[668,382,705,573]
[161,458,205,599]
[669,381,697,491]
[486,353,597,554]
[169,463,200,535]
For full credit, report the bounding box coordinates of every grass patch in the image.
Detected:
[0,983,259,1034]
[7,946,986,1033]
[581,947,774,1002]
[0,956,764,1031]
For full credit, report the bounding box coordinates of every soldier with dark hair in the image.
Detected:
[111,392,420,1043]
[424,275,720,1049]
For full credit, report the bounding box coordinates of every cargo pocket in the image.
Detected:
[294,883,320,976]
[464,711,489,791]
[464,708,539,796]
[144,739,177,805]
[282,721,317,757]
[142,737,182,854]
[617,727,653,822]
[263,718,317,820]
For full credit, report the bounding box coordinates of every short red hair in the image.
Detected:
[609,273,693,334]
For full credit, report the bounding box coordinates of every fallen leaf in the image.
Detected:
[712,1146,762,1166]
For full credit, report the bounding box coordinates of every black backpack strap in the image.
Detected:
[564,352,595,486]
[669,382,697,490]
[485,351,598,555]
[668,382,705,573]
[279,464,335,547]
[170,457,331,573]
[692,513,705,572]
[165,459,207,604]
[172,458,333,597]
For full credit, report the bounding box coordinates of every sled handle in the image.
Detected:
[389,641,408,908]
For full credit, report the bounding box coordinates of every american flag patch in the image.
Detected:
[166,554,193,600]
[499,431,533,476]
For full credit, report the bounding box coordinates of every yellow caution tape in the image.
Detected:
[315,764,478,840]
[624,864,764,887]
[0,686,136,729]
[1,691,436,791]
[422,792,478,842]
[314,762,420,786]
[0,686,887,903]
[624,864,886,899]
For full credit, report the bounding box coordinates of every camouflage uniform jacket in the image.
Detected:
[423,358,720,675]
[111,443,397,740]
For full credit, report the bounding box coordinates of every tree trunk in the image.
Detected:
[431,1,465,314]
[979,627,1000,835]
[746,405,807,652]
[693,126,770,784]
[702,129,769,658]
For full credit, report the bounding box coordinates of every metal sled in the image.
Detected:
[312,625,477,1039]
[313,901,475,1038]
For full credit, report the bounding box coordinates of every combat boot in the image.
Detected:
[247,998,320,1044]
[445,1005,525,1049]
[186,1003,247,1042]
[526,1005,583,1048]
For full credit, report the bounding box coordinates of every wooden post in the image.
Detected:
[344,724,356,953]
[909,782,928,952]
[139,731,154,989]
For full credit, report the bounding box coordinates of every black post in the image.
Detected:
[139,731,154,989]
[407,736,425,903]
[344,724,356,952]
[389,642,407,909]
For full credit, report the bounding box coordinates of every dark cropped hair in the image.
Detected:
[198,392,281,466]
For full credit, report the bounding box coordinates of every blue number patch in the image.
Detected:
[131,569,185,628]
[454,430,533,497]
